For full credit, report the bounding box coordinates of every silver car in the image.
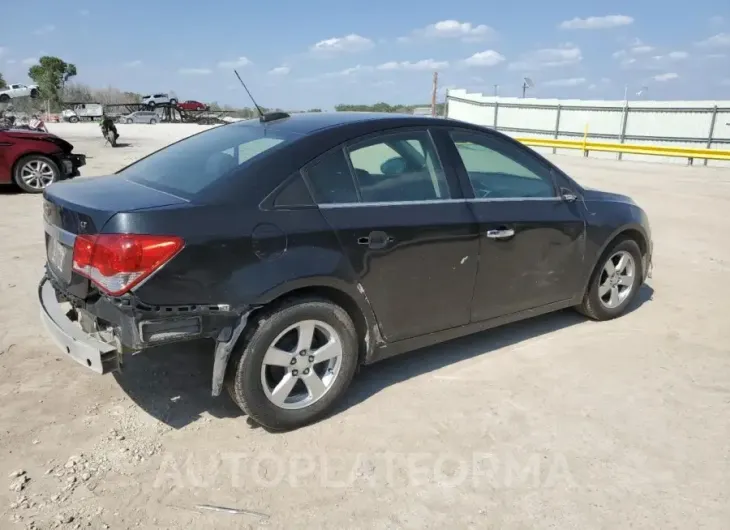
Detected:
[121,111,160,124]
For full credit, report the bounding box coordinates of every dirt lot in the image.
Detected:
[1,122,729,529]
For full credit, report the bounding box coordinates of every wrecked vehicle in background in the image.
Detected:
[0,127,86,192]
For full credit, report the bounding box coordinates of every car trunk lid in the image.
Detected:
[43,174,188,298]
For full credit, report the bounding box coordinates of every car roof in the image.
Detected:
[229,112,454,135]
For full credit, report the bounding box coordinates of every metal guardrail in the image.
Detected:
[516,137,730,164]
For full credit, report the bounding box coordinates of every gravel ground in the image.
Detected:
[0,122,728,529]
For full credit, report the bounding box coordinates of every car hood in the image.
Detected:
[582,187,636,206]
[4,130,74,152]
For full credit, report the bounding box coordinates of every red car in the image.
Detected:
[177,100,208,111]
[0,128,86,193]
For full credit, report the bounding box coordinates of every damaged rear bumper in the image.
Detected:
[39,278,120,374]
[38,273,251,394]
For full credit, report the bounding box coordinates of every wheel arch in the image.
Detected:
[12,151,62,179]
[582,223,650,294]
[251,278,382,367]
[213,278,382,397]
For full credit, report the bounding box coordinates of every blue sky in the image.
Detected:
[1,0,729,109]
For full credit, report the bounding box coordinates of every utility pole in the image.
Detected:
[431,71,438,117]
[493,84,499,97]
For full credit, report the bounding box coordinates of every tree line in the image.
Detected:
[1,56,444,115]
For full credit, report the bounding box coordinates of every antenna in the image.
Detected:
[234,69,264,118]
[522,77,535,98]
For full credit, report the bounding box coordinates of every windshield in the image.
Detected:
[119,122,298,199]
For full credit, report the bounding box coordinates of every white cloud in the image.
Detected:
[418,20,495,42]
[508,45,582,71]
[310,34,374,54]
[79,9,90,16]
[632,45,654,54]
[653,72,678,82]
[463,50,506,67]
[323,64,375,78]
[178,68,212,75]
[217,56,251,69]
[6,59,16,64]
[667,51,689,60]
[695,33,730,47]
[22,57,38,66]
[612,38,657,58]
[124,60,142,67]
[0,47,6,57]
[588,84,597,90]
[372,80,395,87]
[706,53,726,59]
[33,24,55,35]
[721,79,730,86]
[559,15,633,30]
[544,77,587,87]
[268,66,290,75]
[710,15,725,26]
[376,59,448,71]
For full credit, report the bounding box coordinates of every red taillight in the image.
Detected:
[72,234,184,296]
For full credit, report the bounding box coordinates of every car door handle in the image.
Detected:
[486,228,515,239]
[358,231,394,249]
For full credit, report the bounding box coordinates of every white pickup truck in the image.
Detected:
[0,83,40,102]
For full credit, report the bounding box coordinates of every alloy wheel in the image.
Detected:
[260,319,343,410]
[598,250,635,309]
[20,159,56,190]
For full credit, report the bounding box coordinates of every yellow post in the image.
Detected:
[582,122,589,156]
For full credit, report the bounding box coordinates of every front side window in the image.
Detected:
[346,130,450,203]
[449,130,555,199]
[118,123,298,198]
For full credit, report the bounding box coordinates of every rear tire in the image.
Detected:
[0,94,9,103]
[577,238,643,321]
[30,89,39,98]
[169,98,178,106]
[126,118,133,124]
[13,155,60,193]
[149,118,157,125]
[226,298,359,431]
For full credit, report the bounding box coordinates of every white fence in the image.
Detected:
[445,89,730,167]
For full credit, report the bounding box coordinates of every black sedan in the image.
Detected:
[39,112,652,431]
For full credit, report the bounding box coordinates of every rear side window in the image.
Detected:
[274,174,314,208]
[346,130,450,203]
[305,149,358,204]
[118,124,298,198]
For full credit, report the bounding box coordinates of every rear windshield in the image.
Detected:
[118,122,298,199]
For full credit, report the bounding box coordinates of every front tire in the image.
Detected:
[149,118,157,124]
[577,238,643,321]
[226,298,359,431]
[30,89,39,98]
[0,94,9,103]
[13,155,60,193]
